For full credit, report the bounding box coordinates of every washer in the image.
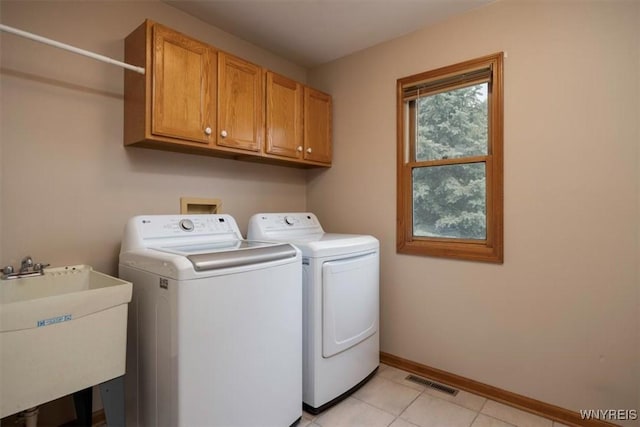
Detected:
[248,212,379,414]
[119,214,302,427]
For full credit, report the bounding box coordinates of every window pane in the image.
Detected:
[415,83,488,162]
[413,163,486,239]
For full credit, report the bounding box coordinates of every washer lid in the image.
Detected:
[152,241,297,271]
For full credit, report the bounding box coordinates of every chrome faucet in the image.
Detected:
[2,256,49,280]
[20,256,34,273]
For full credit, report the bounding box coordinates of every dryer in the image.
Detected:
[119,214,302,427]
[248,212,379,414]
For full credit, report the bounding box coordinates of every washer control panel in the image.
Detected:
[137,214,240,239]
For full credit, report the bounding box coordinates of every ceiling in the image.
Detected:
[164,0,493,68]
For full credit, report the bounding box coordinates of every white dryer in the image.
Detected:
[248,212,379,414]
[119,214,302,427]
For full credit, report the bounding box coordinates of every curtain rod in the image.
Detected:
[0,23,145,75]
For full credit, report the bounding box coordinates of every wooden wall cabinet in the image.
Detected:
[124,21,217,151]
[265,72,332,166]
[265,71,304,160]
[124,20,331,167]
[303,87,332,164]
[217,53,264,153]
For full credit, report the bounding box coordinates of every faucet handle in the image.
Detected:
[34,263,50,272]
[2,265,14,275]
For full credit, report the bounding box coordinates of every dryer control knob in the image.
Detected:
[284,216,295,226]
[179,219,194,232]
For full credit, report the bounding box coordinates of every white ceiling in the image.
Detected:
[164,0,493,68]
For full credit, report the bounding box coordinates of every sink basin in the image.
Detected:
[0,265,132,418]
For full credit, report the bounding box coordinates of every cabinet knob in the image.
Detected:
[297,146,303,152]
[306,147,312,154]
[204,127,212,135]
[220,130,228,138]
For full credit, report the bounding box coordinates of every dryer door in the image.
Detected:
[322,252,379,358]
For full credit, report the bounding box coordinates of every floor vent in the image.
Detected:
[405,375,459,396]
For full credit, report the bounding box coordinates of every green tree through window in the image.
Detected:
[413,84,487,239]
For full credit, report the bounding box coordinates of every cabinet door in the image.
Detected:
[304,87,332,164]
[218,53,264,152]
[152,24,216,144]
[265,72,303,159]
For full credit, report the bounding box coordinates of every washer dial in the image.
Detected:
[179,219,194,231]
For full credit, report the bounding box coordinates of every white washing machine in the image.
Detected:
[248,212,379,414]
[119,214,302,427]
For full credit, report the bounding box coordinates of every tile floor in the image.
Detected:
[299,364,569,427]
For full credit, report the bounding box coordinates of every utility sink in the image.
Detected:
[0,265,132,418]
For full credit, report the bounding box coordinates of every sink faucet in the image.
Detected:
[2,256,49,280]
[20,256,34,273]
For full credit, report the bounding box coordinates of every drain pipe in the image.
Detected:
[19,407,39,427]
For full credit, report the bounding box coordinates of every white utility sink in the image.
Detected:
[0,265,132,418]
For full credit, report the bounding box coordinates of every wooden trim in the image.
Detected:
[408,155,489,168]
[396,78,408,251]
[380,352,620,427]
[396,52,504,263]
[91,409,106,427]
[489,53,504,262]
[398,53,499,91]
[57,409,105,427]
[123,20,148,146]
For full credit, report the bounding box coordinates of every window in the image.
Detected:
[396,53,503,263]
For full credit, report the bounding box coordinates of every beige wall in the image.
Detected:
[2,0,639,423]
[1,1,309,423]
[0,0,308,276]
[308,0,640,417]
